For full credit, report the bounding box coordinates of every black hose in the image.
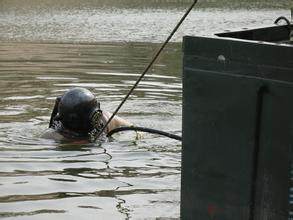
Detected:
[274,16,291,26]
[49,97,61,128]
[107,126,182,141]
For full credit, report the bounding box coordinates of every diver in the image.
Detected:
[44,87,131,141]
[44,87,182,142]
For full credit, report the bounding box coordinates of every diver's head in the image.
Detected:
[56,88,100,135]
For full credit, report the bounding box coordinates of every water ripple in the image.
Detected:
[0,38,182,219]
[0,188,177,203]
[0,209,66,218]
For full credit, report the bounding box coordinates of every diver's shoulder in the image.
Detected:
[101,111,132,132]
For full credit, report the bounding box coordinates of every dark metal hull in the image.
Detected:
[181,24,293,220]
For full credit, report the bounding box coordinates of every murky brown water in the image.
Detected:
[0,1,290,219]
[0,42,182,219]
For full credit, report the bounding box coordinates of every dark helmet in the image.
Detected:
[57,88,100,134]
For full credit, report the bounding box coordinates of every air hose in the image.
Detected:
[107,126,182,141]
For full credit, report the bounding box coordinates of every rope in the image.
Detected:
[107,126,182,141]
[94,0,198,140]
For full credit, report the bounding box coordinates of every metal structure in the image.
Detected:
[181,24,293,219]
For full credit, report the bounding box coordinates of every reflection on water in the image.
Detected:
[0,1,289,43]
[0,1,291,219]
[0,0,290,9]
[0,42,182,219]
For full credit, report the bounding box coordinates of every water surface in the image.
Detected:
[0,1,289,43]
[0,41,182,219]
[0,1,290,219]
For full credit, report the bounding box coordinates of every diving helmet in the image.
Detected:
[56,88,100,134]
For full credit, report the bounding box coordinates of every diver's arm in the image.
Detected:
[101,111,132,133]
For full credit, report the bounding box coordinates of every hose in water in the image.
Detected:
[107,126,182,141]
